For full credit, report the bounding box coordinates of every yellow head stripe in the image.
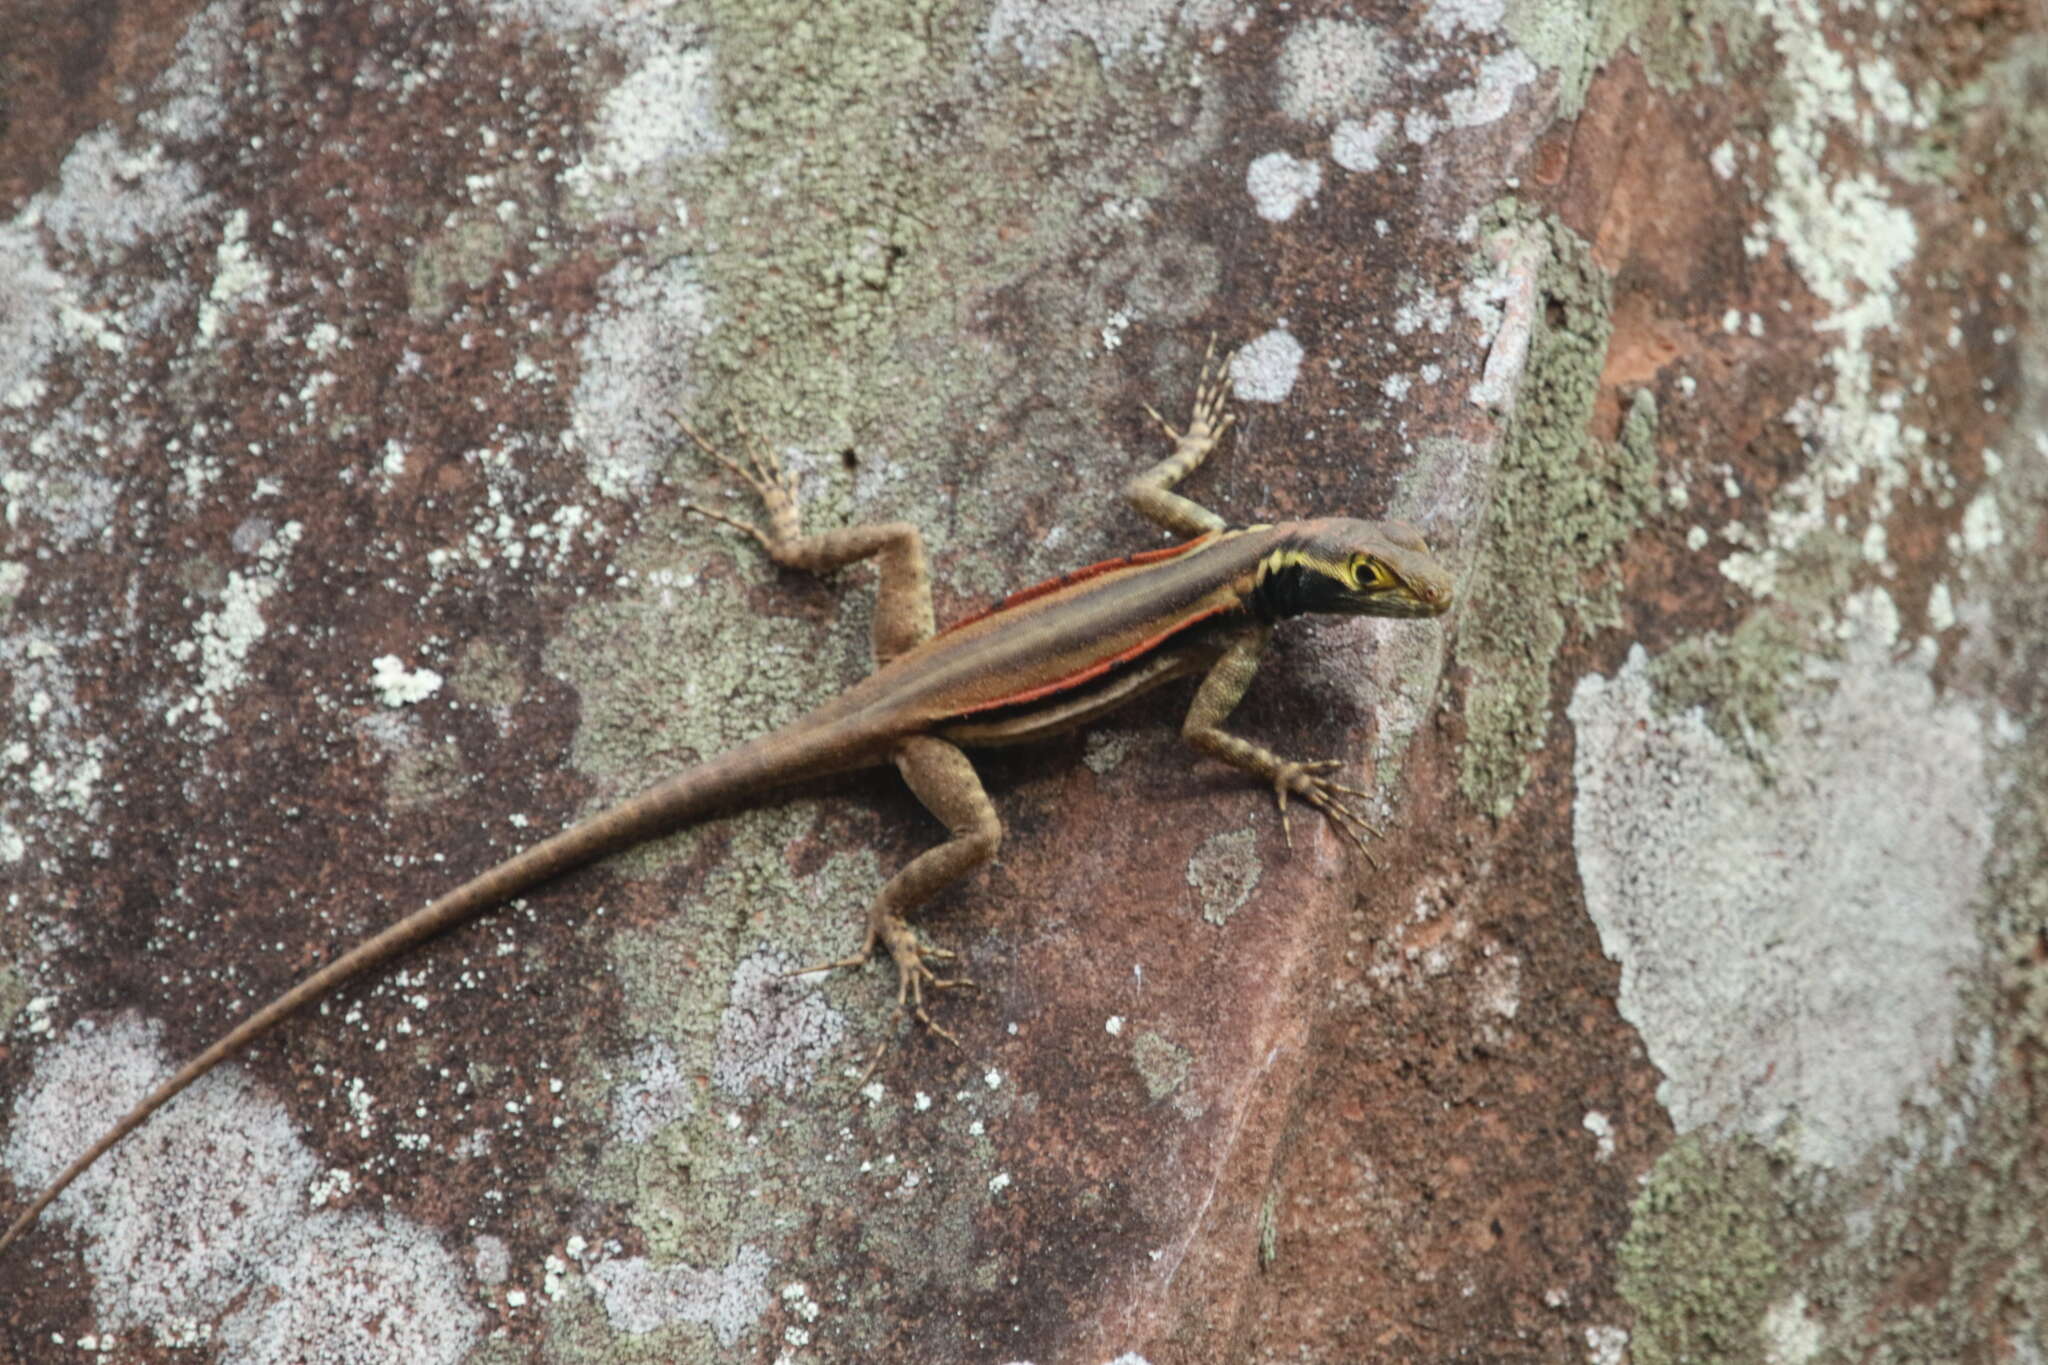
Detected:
[1254,549,1357,585]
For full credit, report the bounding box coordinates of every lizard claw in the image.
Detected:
[1143,336,1239,448]
[789,916,977,1088]
[1271,758,1385,867]
[1187,335,1239,443]
[672,411,804,554]
[850,952,976,1089]
[1141,400,1183,443]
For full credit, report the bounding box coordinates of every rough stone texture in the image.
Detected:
[1,3,2043,1365]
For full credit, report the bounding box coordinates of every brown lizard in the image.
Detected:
[0,344,1453,1255]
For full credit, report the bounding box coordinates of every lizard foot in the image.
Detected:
[1271,758,1385,867]
[673,411,802,553]
[784,918,976,1084]
[1142,334,1238,450]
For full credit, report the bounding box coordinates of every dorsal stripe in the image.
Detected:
[949,603,1235,716]
[936,535,1215,638]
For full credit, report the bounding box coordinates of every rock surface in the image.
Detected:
[2,2,2044,1362]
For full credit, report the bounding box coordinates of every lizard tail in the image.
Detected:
[0,717,885,1257]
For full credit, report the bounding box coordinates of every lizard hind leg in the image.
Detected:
[784,735,1000,1067]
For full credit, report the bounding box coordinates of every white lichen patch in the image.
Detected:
[1245,150,1322,221]
[578,36,725,181]
[563,256,713,499]
[196,208,271,342]
[1761,1291,1826,1364]
[0,0,232,430]
[2,629,111,864]
[165,519,304,731]
[1330,111,1397,172]
[0,222,70,410]
[611,1038,694,1143]
[711,950,845,1098]
[1582,1110,1615,1161]
[474,1233,511,1286]
[137,0,238,144]
[369,655,445,708]
[1957,488,2004,555]
[1424,0,1505,37]
[1471,948,1522,1020]
[44,129,211,262]
[981,0,1201,70]
[1229,327,1303,403]
[215,1214,481,1364]
[1442,49,1538,129]
[1585,1325,1630,1365]
[1273,17,1388,125]
[1927,580,1956,631]
[587,1243,772,1349]
[2,1015,480,1362]
[1568,616,1990,1169]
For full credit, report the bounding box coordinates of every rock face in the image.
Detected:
[2,2,2044,1362]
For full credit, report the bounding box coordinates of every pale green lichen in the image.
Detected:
[1618,1135,1790,1365]
[383,735,471,809]
[541,1280,734,1365]
[1131,1029,1191,1104]
[1187,827,1261,926]
[646,0,1235,608]
[0,962,29,1035]
[448,638,526,711]
[1641,609,1806,770]
[1453,212,1659,818]
[542,529,866,815]
[406,214,511,321]
[1505,0,1763,117]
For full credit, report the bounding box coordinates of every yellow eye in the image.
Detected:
[1351,556,1388,589]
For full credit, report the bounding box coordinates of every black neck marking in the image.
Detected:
[1249,548,1354,623]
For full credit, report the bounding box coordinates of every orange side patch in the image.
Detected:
[952,603,1233,716]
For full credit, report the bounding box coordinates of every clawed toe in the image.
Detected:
[1269,759,1387,866]
[672,411,800,552]
[787,919,976,1088]
[1141,400,1184,443]
[681,499,773,550]
[1189,336,1239,436]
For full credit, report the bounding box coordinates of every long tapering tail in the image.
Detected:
[0,715,887,1256]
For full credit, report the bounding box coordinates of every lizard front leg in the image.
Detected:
[1126,336,1236,539]
[677,417,934,663]
[1181,624,1384,860]
[789,734,1001,1049]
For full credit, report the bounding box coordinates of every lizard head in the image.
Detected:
[1249,518,1454,620]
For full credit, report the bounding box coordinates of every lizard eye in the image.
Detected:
[1351,555,1389,590]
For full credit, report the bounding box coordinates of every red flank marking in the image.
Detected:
[937,538,1210,638]
[954,604,1232,715]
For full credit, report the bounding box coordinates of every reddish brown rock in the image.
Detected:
[2,2,2044,1363]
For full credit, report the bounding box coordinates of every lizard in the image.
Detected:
[0,343,1453,1257]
